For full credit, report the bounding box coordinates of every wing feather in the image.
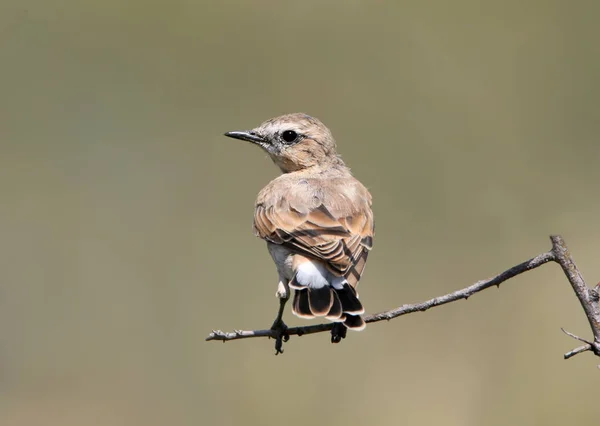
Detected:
[254,183,374,287]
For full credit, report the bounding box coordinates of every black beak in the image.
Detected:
[224,130,265,145]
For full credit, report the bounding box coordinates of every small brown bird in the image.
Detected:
[225,113,374,343]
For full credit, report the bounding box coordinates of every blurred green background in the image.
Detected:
[1,1,599,425]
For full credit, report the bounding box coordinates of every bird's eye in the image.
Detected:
[281,130,299,144]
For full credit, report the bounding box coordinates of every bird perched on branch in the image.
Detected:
[224,113,374,347]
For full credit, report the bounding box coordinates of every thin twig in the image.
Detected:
[206,235,600,361]
[564,344,592,360]
[561,328,592,359]
[561,328,593,346]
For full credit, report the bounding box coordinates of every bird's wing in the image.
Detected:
[254,196,374,286]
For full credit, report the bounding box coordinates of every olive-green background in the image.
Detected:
[1,1,599,425]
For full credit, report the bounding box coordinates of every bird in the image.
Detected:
[224,113,374,345]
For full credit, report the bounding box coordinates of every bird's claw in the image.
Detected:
[331,323,347,344]
[270,320,289,355]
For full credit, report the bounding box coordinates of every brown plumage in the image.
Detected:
[225,113,374,340]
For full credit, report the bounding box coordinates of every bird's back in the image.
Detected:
[254,167,374,286]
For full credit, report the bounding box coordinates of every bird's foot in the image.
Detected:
[270,318,289,355]
[331,323,347,344]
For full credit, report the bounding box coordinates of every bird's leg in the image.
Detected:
[271,280,290,355]
[270,296,288,330]
[271,279,290,329]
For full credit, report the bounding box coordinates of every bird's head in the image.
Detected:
[225,113,343,173]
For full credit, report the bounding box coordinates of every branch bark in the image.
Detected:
[206,235,600,360]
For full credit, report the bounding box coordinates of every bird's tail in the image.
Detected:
[290,277,365,331]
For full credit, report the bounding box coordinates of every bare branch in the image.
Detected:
[207,235,600,361]
[365,251,555,322]
[550,235,600,359]
[564,344,592,360]
[207,251,555,340]
[550,236,600,352]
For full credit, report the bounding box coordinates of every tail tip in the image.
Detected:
[344,314,366,331]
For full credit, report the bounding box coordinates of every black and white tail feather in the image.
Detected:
[290,275,366,331]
